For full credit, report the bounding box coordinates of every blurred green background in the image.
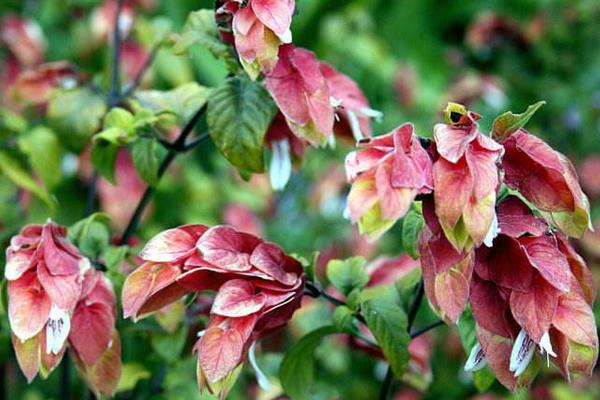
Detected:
[1,0,600,399]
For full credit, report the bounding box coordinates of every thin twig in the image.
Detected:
[107,0,125,107]
[118,105,208,245]
[410,320,444,339]
[122,44,160,98]
[84,171,99,216]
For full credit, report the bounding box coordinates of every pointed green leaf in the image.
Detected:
[360,285,410,379]
[91,142,120,184]
[326,256,369,296]
[47,87,107,152]
[0,150,55,210]
[401,209,424,259]
[491,101,545,141]
[172,9,232,60]
[207,74,276,173]
[131,138,161,186]
[280,326,337,400]
[18,127,63,190]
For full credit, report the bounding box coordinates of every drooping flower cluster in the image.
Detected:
[465,196,597,389]
[121,224,304,397]
[345,102,596,389]
[5,221,121,396]
[345,123,433,240]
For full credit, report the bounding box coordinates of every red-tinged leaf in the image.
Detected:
[474,236,533,292]
[74,331,122,397]
[346,175,378,223]
[176,268,228,292]
[212,279,266,317]
[121,262,181,319]
[497,196,548,238]
[519,235,571,292]
[39,328,66,378]
[345,147,387,182]
[197,226,253,271]
[197,326,245,384]
[476,325,538,391]
[375,159,415,220]
[11,334,40,383]
[550,328,597,379]
[433,123,478,163]
[69,302,114,365]
[140,225,206,262]
[8,271,52,341]
[552,291,597,347]
[465,144,501,201]
[37,259,81,311]
[509,273,560,343]
[137,282,189,318]
[433,157,473,228]
[470,274,516,338]
[433,257,472,323]
[41,223,81,275]
[251,0,294,37]
[4,246,36,281]
[556,235,596,305]
[462,192,496,246]
[250,242,298,285]
[502,131,574,212]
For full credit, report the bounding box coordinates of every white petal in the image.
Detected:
[346,110,364,142]
[327,133,336,149]
[464,342,487,372]
[483,213,500,247]
[539,331,557,358]
[269,139,292,191]
[509,329,536,377]
[277,29,292,44]
[46,305,70,355]
[248,341,272,391]
[357,107,383,121]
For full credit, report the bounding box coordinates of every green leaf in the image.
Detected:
[401,208,424,259]
[116,363,151,393]
[131,138,161,186]
[332,306,357,333]
[491,101,545,141]
[360,285,410,379]
[69,213,111,258]
[93,107,137,146]
[0,107,27,139]
[173,9,232,60]
[326,256,369,297]
[279,325,337,400]
[103,245,129,272]
[47,88,107,152]
[18,127,63,190]
[0,150,55,210]
[151,325,188,363]
[91,141,120,184]
[208,75,276,173]
[135,82,211,123]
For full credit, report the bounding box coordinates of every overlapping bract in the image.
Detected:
[5,221,120,397]
[264,45,377,190]
[345,123,433,240]
[224,0,294,79]
[468,196,597,389]
[121,224,304,397]
[345,102,596,389]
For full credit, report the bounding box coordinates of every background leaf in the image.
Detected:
[207,74,276,173]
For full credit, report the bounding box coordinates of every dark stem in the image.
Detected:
[410,320,444,339]
[118,105,208,245]
[108,0,125,107]
[378,278,425,400]
[84,171,99,216]
[61,354,71,400]
[122,44,160,98]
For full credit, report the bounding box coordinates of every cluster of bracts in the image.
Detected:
[345,103,597,389]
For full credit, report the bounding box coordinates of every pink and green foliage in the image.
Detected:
[1,1,599,399]
[122,224,304,397]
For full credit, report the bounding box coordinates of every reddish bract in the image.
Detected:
[5,222,120,396]
[345,123,433,240]
[121,224,304,396]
